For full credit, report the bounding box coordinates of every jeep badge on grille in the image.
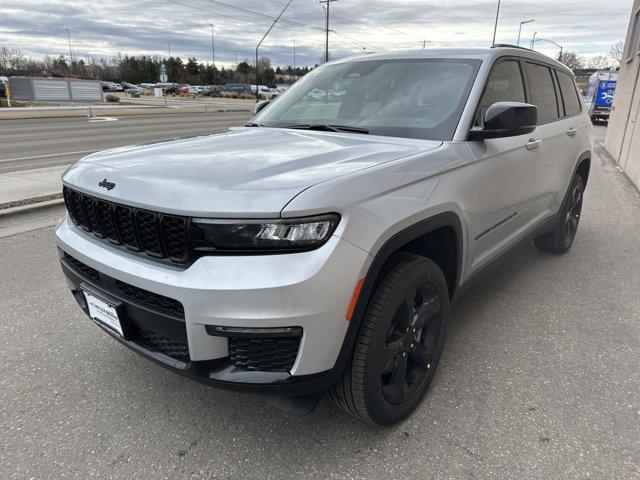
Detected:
[98,179,116,191]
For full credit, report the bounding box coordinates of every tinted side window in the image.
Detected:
[525,62,560,123]
[557,71,581,117]
[476,60,525,126]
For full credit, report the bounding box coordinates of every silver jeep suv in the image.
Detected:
[56,46,592,425]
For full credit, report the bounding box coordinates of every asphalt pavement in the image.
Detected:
[1,126,640,479]
[0,111,252,173]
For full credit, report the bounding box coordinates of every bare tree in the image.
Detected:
[0,47,27,74]
[610,41,624,65]
[587,55,613,70]
[558,51,584,71]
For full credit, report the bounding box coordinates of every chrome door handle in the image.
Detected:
[525,139,541,151]
[567,128,579,137]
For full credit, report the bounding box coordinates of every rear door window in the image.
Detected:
[524,62,560,123]
[556,71,582,117]
[475,60,526,126]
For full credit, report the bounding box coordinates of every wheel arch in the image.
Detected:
[333,212,464,371]
[576,150,591,187]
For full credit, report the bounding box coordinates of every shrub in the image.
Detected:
[105,94,120,103]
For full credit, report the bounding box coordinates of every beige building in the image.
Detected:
[605,0,640,189]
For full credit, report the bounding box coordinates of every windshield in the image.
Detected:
[253,58,481,141]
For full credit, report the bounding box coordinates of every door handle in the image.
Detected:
[525,139,541,151]
[567,128,579,137]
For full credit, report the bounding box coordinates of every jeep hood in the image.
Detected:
[63,127,441,217]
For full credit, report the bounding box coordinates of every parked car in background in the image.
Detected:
[126,86,141,98]
[188,85,205,95]
[102,82,118,92]
[56,46,592,426]
[121,82,138,91]
[178,85,191,95]
[225,83,251,93]
[585,70,618,123]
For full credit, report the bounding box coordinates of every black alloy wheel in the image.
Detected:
[381,283,443,405]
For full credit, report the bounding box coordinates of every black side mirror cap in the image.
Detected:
[252,100,271,116]
[469,102,538,141]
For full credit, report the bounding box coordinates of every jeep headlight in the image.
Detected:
[193,214,340,252]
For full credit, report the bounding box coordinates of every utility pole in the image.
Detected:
[255,0,294,101]
[209,24,216,85]
[517,19,534,47]
[530,31,537,50]
[293,39,296,71]
[320,0,337,63]
[418,40,430,49]
[492,0,501,46]
[168,42,171,57]
[64,28,77,78]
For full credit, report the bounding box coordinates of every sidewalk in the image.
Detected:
[0,165,66,210]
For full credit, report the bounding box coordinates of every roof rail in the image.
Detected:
[491,43,534,52]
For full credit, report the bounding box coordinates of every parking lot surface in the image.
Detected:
[1,126,640,479]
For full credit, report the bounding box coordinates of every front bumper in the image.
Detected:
[55,215,371,392]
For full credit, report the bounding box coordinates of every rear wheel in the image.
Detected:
[329,253,449,425]
[534,174,584,254]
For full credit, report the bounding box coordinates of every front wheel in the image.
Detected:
[329,253,449,425]
[534,174,585,254]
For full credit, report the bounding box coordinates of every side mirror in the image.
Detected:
[252,100,271,116]
[469,102,537,140]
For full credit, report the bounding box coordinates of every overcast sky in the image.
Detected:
[0,0,633,67]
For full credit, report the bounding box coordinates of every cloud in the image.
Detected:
[0,0,633,66]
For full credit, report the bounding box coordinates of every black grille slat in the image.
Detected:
[161,216,188,263]
[63,188,189,266]
[95,200,119,244]
[81,195,102,237]
[115,280,185,318]
[114,205,141,251]
[229,337,301,372]
[136,210,163,257]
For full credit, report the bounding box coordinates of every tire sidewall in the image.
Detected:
[359,257,449,425]
[559,175,584,251]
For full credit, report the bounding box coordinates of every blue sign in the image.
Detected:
[594,80,616,108]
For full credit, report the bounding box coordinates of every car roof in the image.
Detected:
[326,46,573,76]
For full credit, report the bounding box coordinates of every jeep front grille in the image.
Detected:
[63,186,189,265]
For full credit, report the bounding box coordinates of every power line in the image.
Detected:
[335,0,422,43]
[198,0,325,31]
[331,30,384,53]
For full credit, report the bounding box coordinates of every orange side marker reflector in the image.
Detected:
[346,278,365,322]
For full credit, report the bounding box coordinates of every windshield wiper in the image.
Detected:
[284,124,369,134]
[244,122,262,127]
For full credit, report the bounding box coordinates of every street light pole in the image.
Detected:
[255,0,294,101]
[530,36,564,61]
[64,28,77,78]
[530,32,537,50]
[320,0,337,62]
[517,19,534,47]
[492,0,501,46]
[209,24,216,85]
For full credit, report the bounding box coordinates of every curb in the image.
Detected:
[0,105,252,121]
[0,196,64,217]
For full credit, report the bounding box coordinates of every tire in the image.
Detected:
[534,174,585,254]
[329,253,449,425]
